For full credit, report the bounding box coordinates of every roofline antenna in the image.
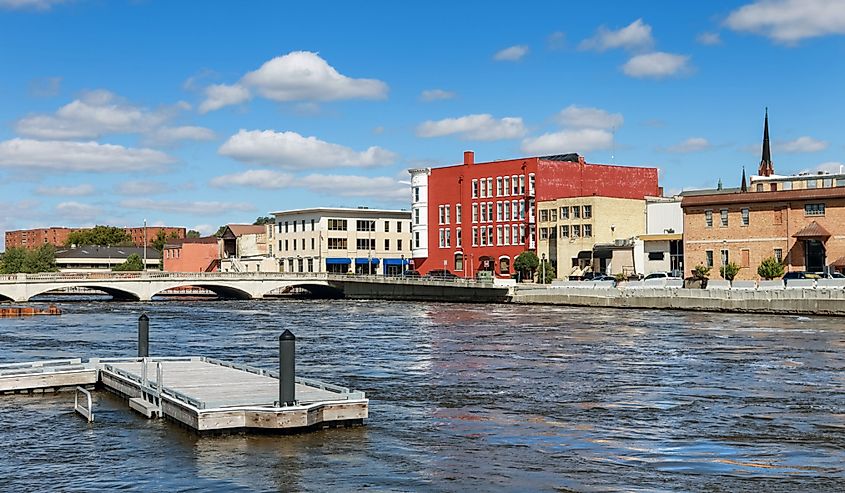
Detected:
[611,125,617,164]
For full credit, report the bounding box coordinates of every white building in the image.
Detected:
[219,224,277,273]
[635,196,684,275]
[409,168,430,260]
[272,207,412,275]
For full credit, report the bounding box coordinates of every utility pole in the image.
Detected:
[143,219,147,272]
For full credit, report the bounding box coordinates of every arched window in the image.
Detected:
[454,252,464,271]
[499,256,510,274]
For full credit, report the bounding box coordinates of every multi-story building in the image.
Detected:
[682,111,845,279]
[163,237,220,272]
[410,151,660,278]
[271,207,412,275]
[635,196,684,276]
[5,226,185,250]
[219,224,276,272]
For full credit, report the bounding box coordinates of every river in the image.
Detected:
[1,299,844,492]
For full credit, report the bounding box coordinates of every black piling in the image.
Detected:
[138,313,149,358]
[279,330,296,406]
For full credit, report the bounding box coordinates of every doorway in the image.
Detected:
[804,239,826,273]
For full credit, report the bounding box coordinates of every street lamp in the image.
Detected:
[541,253,546,285]
[401,254,405,278]
[722,239,727,279]
[143,219,147,272]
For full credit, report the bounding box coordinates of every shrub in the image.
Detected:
[720,262,741,281]
[757,256,785,280]
[691,264,711,280]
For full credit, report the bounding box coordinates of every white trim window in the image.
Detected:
[472,227,478,246]
[472,204,478,223]
[497,225,503,245]
[496,177,503,196]
[511,200,518,220]
[480,203,487,222]
[519,175,525,195]
[504,201,510,220]
[487,226,493,246]
[511,175,519,195]
[472,179,479,198]
[445,229,451,247]
[511,224,518,245]
[438,205,445,225]
[487,202,493,223]
[497,202,503,221]
[456,204,462,223]
[519,199,526,220]
[504,176,511,196]
[456,227,462,248]
[439,228,445,248]
[445,205,451,224]
[529,173,535,196]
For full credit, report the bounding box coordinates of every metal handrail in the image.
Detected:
[74,386,94,423]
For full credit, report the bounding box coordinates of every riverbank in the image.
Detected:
[511,285,845,316]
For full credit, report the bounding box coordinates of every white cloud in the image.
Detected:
[696,32,722,45]
[665,137,711,153]
[143,125,216,146]
[115,180,173,195]
[299,174,408,201]
[35,184,95,196]
[579,19,654,52]
[15,90,172,140]
[198,84,251,113]
[0,139,174,172]
[622,52,691,78]
[725,0,845,43]
[0,0,65,10]
[555,105,623,129]
[493,45,529,61]
[805,161,845,174]
[521,129,614,155]
[219,129,397,169]
[55,201,100,222]
[199,51,388,112]
[420,89,456,102]
[416,114,526,141]
[209,169,295,189]
[191,224,216,236]
[777,136,829,153]
[547,31,566,51]
[120,198,255,215]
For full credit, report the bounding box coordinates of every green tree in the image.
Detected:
[757,256,785,280]
[692,264,711,280]
[253,216,274,225]
[537,259,556,283]
[113,253,144,271]
[0,247,27,274]
[0,245,57,274]
[514,251,539,282]
[66,226,131,247]
[720,261,741,281]
[214,225,227,238]
[150,230,181,253]
[186,230,201,238]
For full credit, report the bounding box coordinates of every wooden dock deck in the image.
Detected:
[0,357,368,433]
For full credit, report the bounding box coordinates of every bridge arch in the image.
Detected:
[261,283,344,299]
[150,283,253,300]
[28,284,141,302]
[0,292,13,302]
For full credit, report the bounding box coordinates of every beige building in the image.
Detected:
[219,224,276,272]
[536,196,646,278]
[272,207,412,275]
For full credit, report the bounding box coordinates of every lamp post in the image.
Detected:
[722,239,727,279]
[401,254,405,278]
[541,253,546,285]
[143,219,147,272]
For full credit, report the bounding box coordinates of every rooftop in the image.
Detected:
[55,246,161,260]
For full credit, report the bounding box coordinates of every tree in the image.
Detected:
[113,253,144,271]
[514,251,539,282]
[0,247,27,274]
[253,216,274,225]
[691,264,711,280]
[214,225,227,238]
[0,245,56,274]
[757,256,785,280]
[537,259,556,284]
[186,230,201,238]
[66,226,131,247]
[151,230,181,253]
[720,261,741,281]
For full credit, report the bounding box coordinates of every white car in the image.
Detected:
[644,271,682,281]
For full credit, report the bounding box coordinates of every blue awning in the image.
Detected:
[382,258,409,266]
[326,258,351,265]
[355,258,379,265]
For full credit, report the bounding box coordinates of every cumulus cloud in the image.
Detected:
[420,89,456,102]
[0,139,174,172]
[696,32,722,45]
[0,0,65,10]
[777,136,829,153]
[664,137,711,153]
[299,174,408,201]
[579,19,654,52]
[35,184,95,196]
[120,198,255,215]
[218,129,397,169]
[555,105,623,129]
[199,51,388,112]
[209,169,295,189]
[725,0,845,43]
[115,180,173,195]
[493,45,529,61]
[521,128,614,155]
[416,114,526,141]
[622,52,691,78]
[143,125,216,147]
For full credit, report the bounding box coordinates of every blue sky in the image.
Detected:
[1,0,844,249]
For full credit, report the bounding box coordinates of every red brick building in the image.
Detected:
[163,237,220,272]
[5,226,185,250]
[409,151,659,278]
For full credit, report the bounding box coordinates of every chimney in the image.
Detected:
[463,150,474,165]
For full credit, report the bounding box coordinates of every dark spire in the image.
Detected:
[741,166,747,192]
[759,107,773,176]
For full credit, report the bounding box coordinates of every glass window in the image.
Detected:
[741,208,749,226]
[774,248,782,262]
[413,187,420,202]
[472,204,478,223]
[805,203,825,216]
[519,200,525,220]
[497,225,503,244]
[705,210,713,227]
[705,250,714,267]
[496,177,503,196]
[414,208,420,225]
[414,232,420,248]
[721,249,729,266]
[487,178,493,198]
[497,202,503,221]
[783,181,793,190]
[511,200,518,220]
[540,210,549,222]
[720,209,728,227]
[445,205,451,224]
[472,179,478,198]
[560,225,569,237]
[328,219,347,231]
[519,175,525,194]
[550,209,557,222]
[560,207,569,220]
[572,206,580,219]
[572,225,580,238]
[472,227,478,246]
[583,205,592,219]
[529,173,535,196]
[356,220,376,232]
[540,227,548,240]
[398,221,403,233]
[583,224,592,237]
[384,221,390,232]
[456,204,462,224]
[384,239,390,250]
[511,175,519,195]
[837,178,845,187]
[504,201,510,221]
[456,228,462,248]
[756,183,763,192]
[807,179,817,189]
[455,253,463,271]
[824,178,833,188]
[504,176,511,196]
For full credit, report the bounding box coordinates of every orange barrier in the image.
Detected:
[0,305,62,318]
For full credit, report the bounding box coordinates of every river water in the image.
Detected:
[0,299,844,492]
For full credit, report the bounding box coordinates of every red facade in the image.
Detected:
[415,152,660,278]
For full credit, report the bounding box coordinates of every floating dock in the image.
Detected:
[0,356,367,433]
[0,305,62,318]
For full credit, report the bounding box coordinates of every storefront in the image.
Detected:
[326,257,351,274]
[355,258,379,275]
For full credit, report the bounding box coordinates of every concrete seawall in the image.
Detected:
[511,287,845,316]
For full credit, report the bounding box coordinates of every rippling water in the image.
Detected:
[1,298,844,492]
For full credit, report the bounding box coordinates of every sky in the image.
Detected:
[1,0,844,249]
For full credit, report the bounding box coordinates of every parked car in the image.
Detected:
[782,271,820,280]
[590,274,617,282]
[401,270,421,278]
[426,269,459,280]
[643,272,681,281]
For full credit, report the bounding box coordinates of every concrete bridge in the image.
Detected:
[0,272,510,303]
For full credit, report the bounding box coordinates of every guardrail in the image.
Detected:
[74,387,94,423]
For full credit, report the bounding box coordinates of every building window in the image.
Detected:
[456,204,462,224]
[413,187,420,202]
[519,200,525,220]
[293,221,297,233]
[357,238,376,250]
[311,238,315,249]
[511,200,518,220]
[445,205,451,224]
[356,220,376,232]
[837,178,845,187]
[511,175,519,195]
[705,250,714,267]
[583,205,592,219]
[756,183,764,192]
[583,224,592,238]
[480,203,487,222]
[384,239,390,250]
[741,208,749,226]
[560,207,569,220]
[472,179,478,198]
[328,219,347,231]
[311,219,315,231]
[284,221,289,233]
[783,181,793,190]
[414,232,420,248]
[456,228,462,248]
[414,208,420,225]
[720,209,728,227]
[439,205,445,225]
[398,239,403,251]
[741,249,750,268]
[540,209,549,222]
[439,229,445,248]
[487,178,493,198]
[487,202,493,223]
[328,238,347,250]
[805,203,825,216]
[384,221,390,232]
[479,227,486,246]
[446,229,451,247]
[705,210,713,228]
[487,226,493,246]
[511,225,518,244]
[572,225,581,238]
[561,225,569,238]
[774,248,783,262]
[550,209,557,222]
[572,206,580,219]
[807,179,817,189]
[496,177,503,196]
[529,173,535,196]
[472,227,478,246]
[285,240,289,251]
[455,253,464,271]
[519,175,525,195]
[497,202,503,221]
[540,227,548,240]
[301,238,305,250]
[504,176,511,196]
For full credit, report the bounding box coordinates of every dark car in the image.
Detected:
[401,270,421,278]
[782,271,820,280]
[426,269,459,280]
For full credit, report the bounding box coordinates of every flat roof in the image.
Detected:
[271,207,410,217]
[681,186,845,207]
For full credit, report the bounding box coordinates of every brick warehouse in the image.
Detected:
[5,226,186,250]
[409,151,660,278]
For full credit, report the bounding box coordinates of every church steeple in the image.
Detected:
[741,166,747,192]
[758,108,774,176]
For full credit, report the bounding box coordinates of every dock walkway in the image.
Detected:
[0,356,367,433]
